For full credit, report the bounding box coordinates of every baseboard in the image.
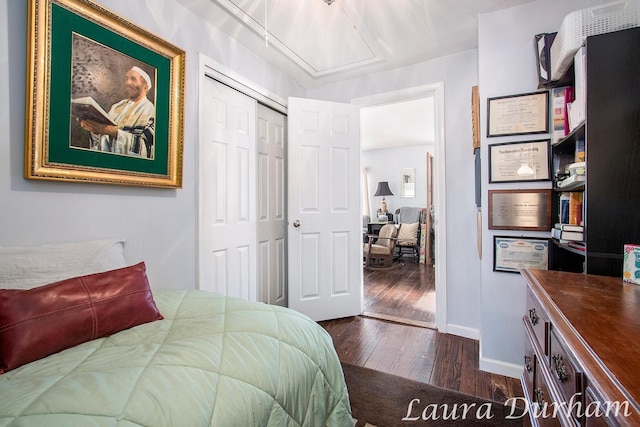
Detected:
[478,354,523,379]
[445,323,480,340]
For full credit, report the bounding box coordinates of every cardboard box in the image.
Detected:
[623,244,640,284]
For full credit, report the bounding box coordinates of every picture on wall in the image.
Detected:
[25,0,185,188]
[488,139,551,183]
[488,189,552,231]
[487,91,549,137]
[493,236,549,273]
[400,168,415,197]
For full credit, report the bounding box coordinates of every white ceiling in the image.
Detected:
[176,0,534,149]
[177,0,534,89]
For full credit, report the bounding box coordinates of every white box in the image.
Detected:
[623,244,640,284]
[550,0,640,80]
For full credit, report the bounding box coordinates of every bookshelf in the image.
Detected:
[545,28,640,277]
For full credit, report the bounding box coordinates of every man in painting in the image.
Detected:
[80,66,155,159]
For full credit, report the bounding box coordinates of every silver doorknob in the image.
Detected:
[293,220,301,227]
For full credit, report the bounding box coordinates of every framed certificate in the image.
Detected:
[487,91,549,137]
[493,236,549,273]
[489,140,551,183]
[488,189,552,231]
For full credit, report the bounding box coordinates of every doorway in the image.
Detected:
[354,84,446,330]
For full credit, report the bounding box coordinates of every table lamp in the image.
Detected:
[374,181,393,214]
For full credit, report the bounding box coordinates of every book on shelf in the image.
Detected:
[551,227,583,242]
[551,87,571,144]
[559,192,570,224]
[554,223,583,232]
[567,241,585,251]
[557,174,585,189]
[563,86,574,135]
[567,47,586,132]
[71,97,116,126]
[569,192,583,226]
[575,139,585,162]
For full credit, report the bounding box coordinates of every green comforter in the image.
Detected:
[0,290,352,426]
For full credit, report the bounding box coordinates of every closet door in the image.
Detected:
[257,104,287,306]
[198,78,257,300]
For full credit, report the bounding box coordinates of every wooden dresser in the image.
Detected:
[521,269,640,426]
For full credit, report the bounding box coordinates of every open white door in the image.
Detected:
[287,97,362,321]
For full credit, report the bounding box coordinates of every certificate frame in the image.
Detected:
[488,189,552,231]
[488,139,551,183]
[487,91,549,137]
[493,236,550,273]
[25,0,185,188]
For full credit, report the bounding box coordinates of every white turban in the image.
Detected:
[131,66,152,89]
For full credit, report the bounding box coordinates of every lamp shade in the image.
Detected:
[374,181,393,197]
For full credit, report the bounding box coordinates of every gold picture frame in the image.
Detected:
[25,0,185,188]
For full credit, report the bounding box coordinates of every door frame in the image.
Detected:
[352,83,447,332]
[198,54,288,116]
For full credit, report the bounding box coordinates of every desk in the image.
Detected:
[367,222,389,236]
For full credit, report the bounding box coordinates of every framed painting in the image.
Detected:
[487,91,549,137]
[25,0,185,188]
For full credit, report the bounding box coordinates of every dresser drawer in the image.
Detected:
[583,386,615,427]
[526,287,549,356]
[534,358,564,427]
[523,322,536,400]
[549,330,583,423]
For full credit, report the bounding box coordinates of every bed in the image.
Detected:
[0,240,352,426]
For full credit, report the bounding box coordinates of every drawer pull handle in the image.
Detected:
[528,308,539,326]
[524,355,532,373]
[552,353,568,382]
[534,388,546,406]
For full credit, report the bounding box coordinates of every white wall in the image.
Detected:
[0,0,303,289]
[363,145,433,218]
[478,0,610,377]
[307,49,482,337]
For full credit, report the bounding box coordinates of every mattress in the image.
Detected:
[0,289,352,426]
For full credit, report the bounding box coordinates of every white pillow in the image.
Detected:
[397,223,419,246]
[0,239,127,290]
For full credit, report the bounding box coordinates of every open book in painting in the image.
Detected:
[71,97,116,126]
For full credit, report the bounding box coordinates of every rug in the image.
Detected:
[342,362,525,427]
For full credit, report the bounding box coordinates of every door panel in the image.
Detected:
[199,78,256,300]
[257,104,287,306]
[288,97,362,321]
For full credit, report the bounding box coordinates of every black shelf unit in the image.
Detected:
[545,28,640,277]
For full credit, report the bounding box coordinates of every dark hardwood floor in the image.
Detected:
[319,258,524,405]
[362,257,435,327]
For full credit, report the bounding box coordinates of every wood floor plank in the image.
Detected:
[459,335,479,396]
[320,260,524,405]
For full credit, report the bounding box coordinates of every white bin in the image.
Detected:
[550,0,640,80]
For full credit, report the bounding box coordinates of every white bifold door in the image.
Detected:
[257,104,287,307]
[199,77,288,305]
[199,79,257,300]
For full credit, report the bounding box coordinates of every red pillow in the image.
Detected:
[0,262,162,373]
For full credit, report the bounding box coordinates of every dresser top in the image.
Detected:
[523,268,640,418]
